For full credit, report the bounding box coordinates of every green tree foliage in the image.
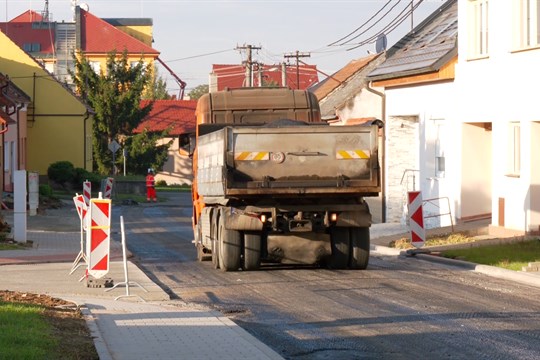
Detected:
[188,84,209,100]
[124,129,172,174]
[143,67,171,100]
[71,50,153,174]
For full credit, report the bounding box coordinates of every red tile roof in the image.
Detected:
[135,100,197,136]
[80,9,159,55]
[0,11,55,54]
[212,63,318,91]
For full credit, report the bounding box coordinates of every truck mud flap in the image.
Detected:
[266,233,331,265]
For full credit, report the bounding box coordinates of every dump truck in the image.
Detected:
[182,87,381,271]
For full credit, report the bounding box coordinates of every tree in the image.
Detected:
[124,129,172,174]
[71,50,153,174]
[143,67,171,100]
[188,84,209,100]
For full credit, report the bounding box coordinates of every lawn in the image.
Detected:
[441,239,540,271]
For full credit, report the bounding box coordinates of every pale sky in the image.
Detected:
[3,0,447,94]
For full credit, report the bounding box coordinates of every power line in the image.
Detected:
[327,0,394,46]
[164,48,234,63]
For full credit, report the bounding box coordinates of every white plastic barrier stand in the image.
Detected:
[13,170,27,243]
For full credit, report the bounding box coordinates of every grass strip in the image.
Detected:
[442,240,540,271]
[0,301,57,359]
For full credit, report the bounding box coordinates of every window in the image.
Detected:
[89,61,101,74]
[435,123,446,178]
[468,0,489,58]
[508,122,521,176]
[22,43,41,52]
[513,0,540,49]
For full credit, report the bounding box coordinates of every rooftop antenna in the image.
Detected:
[42,0,50,22]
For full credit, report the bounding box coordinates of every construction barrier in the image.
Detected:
[87,198,112,279]
[103,177,114,199]
[408,191,426,248]
[83,180,91,206]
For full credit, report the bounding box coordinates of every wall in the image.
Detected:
[0,32,92,175]
[155,137,193,186]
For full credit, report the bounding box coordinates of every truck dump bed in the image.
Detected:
[197,123,380,198]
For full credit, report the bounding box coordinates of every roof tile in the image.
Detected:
[135,100,197,136]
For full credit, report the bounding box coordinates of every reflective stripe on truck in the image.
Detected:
[336,150,370,159]
[235,152,270,161]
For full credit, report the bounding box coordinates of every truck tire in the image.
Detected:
[211,211,220,269]
[243,233,261,270]
[349,227,370,270]
[196,222,206,262]
[219,221,241,272]
[329,227,350,269]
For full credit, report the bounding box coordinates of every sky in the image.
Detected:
[3,0,447,95]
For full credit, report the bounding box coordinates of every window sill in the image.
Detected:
[510,45,540,54]
[466,54,489,62]
[505,173,520,178]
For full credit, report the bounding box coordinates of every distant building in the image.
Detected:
[210,64,318,92]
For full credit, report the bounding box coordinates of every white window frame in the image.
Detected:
[468,0,489,59]
[513,0,540,49]
[89,61,101,74]
[507,122,521,177]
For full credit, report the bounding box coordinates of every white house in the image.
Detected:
[455,0,540,233]
[367,0,458,228]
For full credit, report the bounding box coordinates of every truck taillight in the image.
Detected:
[260,214,267,223]
[330,213,338,222]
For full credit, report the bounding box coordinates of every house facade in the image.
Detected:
[135,100,197,185]
[0,73,31,192]
[455,0,540,233]
[0,31,93,176]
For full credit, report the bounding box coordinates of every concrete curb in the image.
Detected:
[80,306,113,360]
[371,243,540,288]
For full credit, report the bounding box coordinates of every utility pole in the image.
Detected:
[284,51,310,89]
[236,44,261,87]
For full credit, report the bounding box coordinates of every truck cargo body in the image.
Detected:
[190,88,381,271]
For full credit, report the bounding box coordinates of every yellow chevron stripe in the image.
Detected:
[336,150,370,159]
[235,152,270,161]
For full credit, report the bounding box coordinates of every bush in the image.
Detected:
[39,184,53,197]
[47,161,76,188]
[72,168,102,190]
[156,179,167,187]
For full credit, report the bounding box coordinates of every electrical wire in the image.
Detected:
[327,0,394,46]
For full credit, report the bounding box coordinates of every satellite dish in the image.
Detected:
[80,3,90,12]
[375,33,387,53]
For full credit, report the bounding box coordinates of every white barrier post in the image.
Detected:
[13,170,27,243]
[28,171,39,216]
[106,215,147,301]
[70,193,88,275]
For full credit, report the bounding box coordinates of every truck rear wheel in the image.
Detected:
[329,227,350,269]
[219,221,241,272]
[243,233,261,270]
[349,227,370,269]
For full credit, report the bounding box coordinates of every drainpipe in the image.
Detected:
[365,82,387,223]
[83,111,90,170]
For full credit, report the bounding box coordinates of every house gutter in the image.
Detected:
[366,81,387,223]
[83,111,90,170]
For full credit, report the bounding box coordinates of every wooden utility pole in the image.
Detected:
[236,44,261,87]
[284,51,310,89]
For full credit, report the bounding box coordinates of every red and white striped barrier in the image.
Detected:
[104,177,114,199]
[408,191,425,248]
[87,198,112,279]
[73,194,88,227]
[83,180,91,206]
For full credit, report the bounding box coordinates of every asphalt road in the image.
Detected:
[117,192,540,360]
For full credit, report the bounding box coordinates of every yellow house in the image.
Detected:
[75,7,160,81]
[0,31,93,176]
